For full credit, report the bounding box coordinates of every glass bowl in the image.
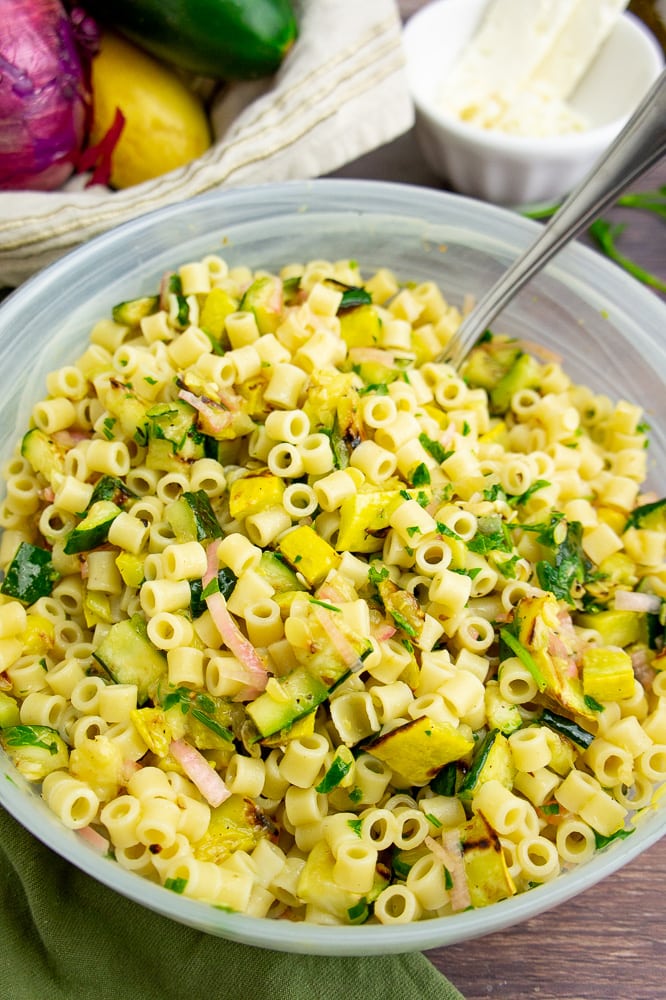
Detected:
[0,179,664,955]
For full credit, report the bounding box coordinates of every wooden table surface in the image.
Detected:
[333,3,666,997]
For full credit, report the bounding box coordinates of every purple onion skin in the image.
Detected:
[0,0,90,191]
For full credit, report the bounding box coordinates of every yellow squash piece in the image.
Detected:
[515,594,596,720]
[339,305,383,348]
[337,487,432,554]
[90,32,211,189]
[461,812,516,908]
[278,525,340,587]
[194,795,277,863]
[366,716,474,786]
[296,839,388,920]
[229,473,285,521]
[582,646,635,701]
[199,288,239,342]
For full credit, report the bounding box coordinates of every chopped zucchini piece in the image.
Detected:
[166,489,222,543]
[20,427,65,482]
[194,794,278,863]
[1,542,58,605]
[459,730,515,801]
[1,724,69,781]
[366,716,474,786]
[625,497,666,531]
[540,708,594,750]
[64,500,121,554]
[246,666,329,738]
[146,400,205,472]
[93,614,167,704]
[484,682,523,735]
[88,475,137,509]
[278,525,340,587]
[582,646,635,701]
[189,567,236,618]
[490,352,542,414]
[463,338,523,392]
[112,295,159,326]
[239,275,283,334]
[257,551,306,594]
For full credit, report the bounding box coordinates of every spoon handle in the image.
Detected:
[440,68,666,371]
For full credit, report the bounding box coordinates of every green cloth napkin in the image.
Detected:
[0,806,464,1000]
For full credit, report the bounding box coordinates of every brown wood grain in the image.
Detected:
[333,3,666,996]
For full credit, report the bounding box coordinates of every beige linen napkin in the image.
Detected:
[0,0,413,286]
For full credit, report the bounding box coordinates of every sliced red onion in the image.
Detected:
[0,0,93,190]
[169,738,230,808]
[614,590,662,614]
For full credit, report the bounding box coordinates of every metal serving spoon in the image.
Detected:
[438,69,666,371]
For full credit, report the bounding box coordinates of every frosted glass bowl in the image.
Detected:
[0,179,664,955]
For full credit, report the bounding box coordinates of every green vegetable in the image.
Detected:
[93,614,167,704]
[111,295,159,327]
[616,186,666,218]
[315,745,354,794]
[625,497,666,531]
[85,0,298,80]
[459,730,515,800]
[166,489,222,543]
[589,218,666,293]
[20,427,65,483]
[246,667,332,739]
[1,542,58,605]
[88,475,137,508]
[64,500,121,554]
[189,567,236,618]
[540,708,594,749]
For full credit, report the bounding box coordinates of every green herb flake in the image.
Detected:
[348,787,363,804]
[368,564,389,586]
[444,867,453,891]
[405,525,421,538]
[593,827,634,850]
[411,463,431,486]
[390,610,418,637]
[309,598,341,612]
[164,877,188,894]
[583,694,605,713]
[540,802,560,816]
[425,813,442,828]
[347,819,363,838]
[418,433,450,463]
[144,376,158,386]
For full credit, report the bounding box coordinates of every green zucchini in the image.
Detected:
[64,500,121,555]
[189,567,236,618]
[86,0,298,80]
[0,542,58,605]
[89,476,137,509]
[166,490,222,543]
[540,708,595,749]
[625,497,666,531]
[257,551,306,594]
[21,427,65,482]
[246,666,330,738]
[146,399,206,472]
[93,615,167,704]
[459,729,515,800]
[112,295,159,327]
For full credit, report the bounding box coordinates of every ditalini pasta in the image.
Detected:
[0,254,665,927]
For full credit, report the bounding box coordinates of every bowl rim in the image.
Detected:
[1,177,665,955]
[402,0,665,154]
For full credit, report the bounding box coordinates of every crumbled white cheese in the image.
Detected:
[440,0,629,137]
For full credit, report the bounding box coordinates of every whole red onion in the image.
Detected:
[0,0,93,191]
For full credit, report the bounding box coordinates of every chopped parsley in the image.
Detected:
[418,432,451,463]
[309,597,341,612]
[593,827,634,850]
[411,463,431,486]
[347,818,363,837]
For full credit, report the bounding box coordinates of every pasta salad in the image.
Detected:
[0,253,664,926]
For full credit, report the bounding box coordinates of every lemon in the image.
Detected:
[90,32,211,189]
